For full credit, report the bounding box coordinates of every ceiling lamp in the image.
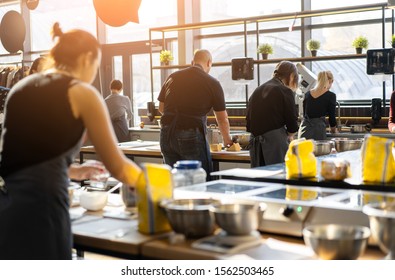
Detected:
[93,0,142,27]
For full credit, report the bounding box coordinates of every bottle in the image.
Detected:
[171,160,207,188]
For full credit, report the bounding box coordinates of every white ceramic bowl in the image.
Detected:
[79,191,108,211]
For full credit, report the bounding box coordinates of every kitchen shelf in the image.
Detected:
[152,54,367,70]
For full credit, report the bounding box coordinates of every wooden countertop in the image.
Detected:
[80,141,251,162]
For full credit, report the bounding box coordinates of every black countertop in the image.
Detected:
[219,149,395,193]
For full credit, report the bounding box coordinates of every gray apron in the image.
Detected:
[298,117,326,140]
[0,139,82,260]
[112,117,130,142]
[249,127,289,167]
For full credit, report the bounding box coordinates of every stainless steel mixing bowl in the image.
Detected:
[160,198,219,238]
[363,202,395,259]
[210,202,267,236]
[332,138,363,152]
[303,224,371,260]
[313,140,334,156]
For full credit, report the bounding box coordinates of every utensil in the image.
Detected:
[210,202,267,236]
[331,138,363,152]
[160,198,219,238]
[106,182,122,194]
[313,140,334,156]
[302,224,371,260]
[363,202,395,259]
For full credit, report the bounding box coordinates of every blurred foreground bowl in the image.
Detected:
[363,202,395,259]
[303,224,370,260]
[160,198,219,238]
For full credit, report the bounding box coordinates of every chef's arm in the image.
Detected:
[158,101,164,115]
[214,110,233,146]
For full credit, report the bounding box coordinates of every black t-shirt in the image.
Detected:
[246,78,298,136]
[0,73,84,177]
[157,65,226,128]
[303,90,337,127]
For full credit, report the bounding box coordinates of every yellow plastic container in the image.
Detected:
[285,138,317,179]
[136,163,173,234]
[361,135,395,183]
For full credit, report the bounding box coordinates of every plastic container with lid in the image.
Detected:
[171,160,207,188]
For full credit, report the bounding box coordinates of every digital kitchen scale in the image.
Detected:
[192,230,262,254]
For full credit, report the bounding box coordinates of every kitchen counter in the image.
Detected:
[79,141,250,171]
[70,197,385,260]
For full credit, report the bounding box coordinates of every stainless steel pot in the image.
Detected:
[313,140,334,156]
[332,138,363,152]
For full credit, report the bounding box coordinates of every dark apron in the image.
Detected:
[249,127,289,167]
[112,117,130,142]
[0,140,82,260]
[298,117,326,140]
[160,112,212,175]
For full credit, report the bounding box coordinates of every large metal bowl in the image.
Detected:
[303,224,371,260]
[210,202,267,235]
[363,202,395,259]
[313,140,334,156]
[160,198,218,238]
[332,138,363,152]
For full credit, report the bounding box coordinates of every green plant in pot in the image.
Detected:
[389,34,395,48]
[352,36,368,54]
[159,50,174,65]
[306,39,320,57]
[257,43,273,60]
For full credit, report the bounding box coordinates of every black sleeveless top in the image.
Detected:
[0,73,84,177]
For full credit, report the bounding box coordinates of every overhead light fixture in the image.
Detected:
[388,0,395,9]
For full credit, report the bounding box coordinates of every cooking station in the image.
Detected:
[174,179,394,237]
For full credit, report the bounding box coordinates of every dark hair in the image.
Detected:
[49,22,100,71]
[110,79,123,91]
[272,61,299,87]
[29,57,45,75]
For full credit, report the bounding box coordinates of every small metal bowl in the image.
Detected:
[210,202,267,236]
[160,198,219,238]
[303,224,371,260]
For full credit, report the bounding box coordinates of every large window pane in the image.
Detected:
[200,0,301,22]
[311,0,385,10]
[30,0,96,51]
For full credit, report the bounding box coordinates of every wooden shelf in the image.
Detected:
[152,54,367,70]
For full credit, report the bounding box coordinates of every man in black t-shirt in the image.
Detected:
[158,49,232,177]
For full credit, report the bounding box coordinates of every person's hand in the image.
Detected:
[68,160,108,181]
[392,126,395,134]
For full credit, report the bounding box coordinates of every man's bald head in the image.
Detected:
[192,49,212,73]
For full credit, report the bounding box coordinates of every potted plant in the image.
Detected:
[159,50,174,65]
[389,34,395,48]
[306,39,320,57]
[257,43,273,60]
[352,36,368,54]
